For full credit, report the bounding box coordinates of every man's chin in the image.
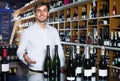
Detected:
[37,19,47,23]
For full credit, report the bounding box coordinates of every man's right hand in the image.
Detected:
[23,54,36,64]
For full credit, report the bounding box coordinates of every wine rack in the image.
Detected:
[10,0,120,79]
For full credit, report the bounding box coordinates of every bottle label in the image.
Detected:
[84,69,92,76]
[92,77,96,81]
[104,41,110,46]
[76,77,82,81]
[67,77,75,80]
[118,58,120,62]
[76,67,82,74]
[2,64,9,72]
[99,69,107,77]
[44,72,47,75]
[92,66,96,73]
[117,43,120,47]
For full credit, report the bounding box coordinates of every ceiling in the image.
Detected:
[0,0,32,10]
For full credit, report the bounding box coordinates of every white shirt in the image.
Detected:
[17,22,65,70]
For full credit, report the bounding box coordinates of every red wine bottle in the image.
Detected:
[1,46,9,81]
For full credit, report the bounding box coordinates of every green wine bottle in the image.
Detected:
[44,45,53,77]
[53,45,61,77]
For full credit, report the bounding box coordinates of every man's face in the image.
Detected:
[35,5,49,23]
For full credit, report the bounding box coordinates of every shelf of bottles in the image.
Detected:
[46,0,120,79]
[10,0,120,79]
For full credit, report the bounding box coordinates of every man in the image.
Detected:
[17,2,65,73]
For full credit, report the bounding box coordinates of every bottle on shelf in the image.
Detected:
[112,1,117,16]
[90,45,96,76]
[83,45,92,80]
[1,46,10,81]
[52,45,61,77]
[99,4,103,17]
[66,46,76,81]
[86,32,91,45]
[73,8,78,20]
[66,9,71,21]
[75,45,83,77]
[56,0,64,8]
[113,32,117,47]
[98,46,108,79]
[81,6,87,19]
[64,0,70,5]
[103,27,110,46]
[105,50,110,65]
[72,31,78,43]
[44,45,53,77]
[91,5,97,18]
[79,32,86,44]
[110,32,114,47]
[89,5,92,19]
[0,45,2,61]
[59,12,64,22]
[116,32,120,48]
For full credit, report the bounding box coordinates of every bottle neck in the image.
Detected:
[76,45,80,54]
[55,45,58,56]
[3,49,7,58]
[85,46,89,59]
[101,47,105,56]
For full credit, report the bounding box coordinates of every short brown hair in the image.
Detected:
[34,2,49,13]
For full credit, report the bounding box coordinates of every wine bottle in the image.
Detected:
[81,6,87,19]
[112,1,117,16]
[64,0,70,5]
[83,45,92,80]
[87,32,91,44]
[13,44,19,62]
[90,45,96,76]
[105,50,110,65]
[66,9,71,21]
[1,46,9,81]
[53,45,61,77]
[116,32,120,48]
[89,5,92,18]
[7,45,11,62]
[66,46,75,81]
[117,51,120,67]
[98,46,108,79]
[103,27,110,46]
[75,45,82,77]
[113,32,117,47]
[73,8,78,20]
[110,32,114,47]
[0,45,2,61]
[44,45,53,77]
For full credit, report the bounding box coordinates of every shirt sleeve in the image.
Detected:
[17,29,28,65]
[54,29,65,67]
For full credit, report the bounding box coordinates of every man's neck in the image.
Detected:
[37,21,46,29]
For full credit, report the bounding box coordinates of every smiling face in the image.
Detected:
[35,5,49,23]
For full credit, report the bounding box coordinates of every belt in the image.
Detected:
[29,69,43,73]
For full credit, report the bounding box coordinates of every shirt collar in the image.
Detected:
[34,22,49,30]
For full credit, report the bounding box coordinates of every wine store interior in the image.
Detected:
[0,0,120,81]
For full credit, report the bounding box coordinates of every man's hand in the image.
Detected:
[23,54,36,64]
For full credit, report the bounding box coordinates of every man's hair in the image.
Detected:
[34,2,49,12]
